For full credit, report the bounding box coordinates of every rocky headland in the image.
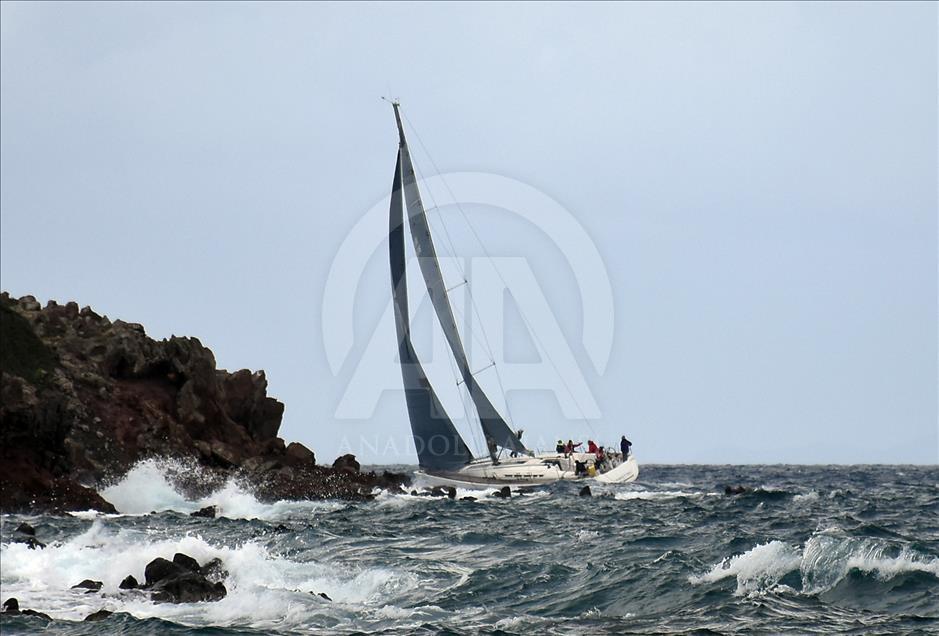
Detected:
[0,292,407,514]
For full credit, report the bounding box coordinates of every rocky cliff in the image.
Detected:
[0,293,406,513]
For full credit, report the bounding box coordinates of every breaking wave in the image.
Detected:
[0,519,418,628]
[689,533,939,596]
[97,458,344,520]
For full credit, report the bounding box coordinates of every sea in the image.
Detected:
[1,461,937,635]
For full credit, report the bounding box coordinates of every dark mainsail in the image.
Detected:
[391,103,527,461]
[389,148,473,471]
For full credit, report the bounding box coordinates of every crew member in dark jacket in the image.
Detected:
[620,435,632,459]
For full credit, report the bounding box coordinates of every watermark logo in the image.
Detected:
[322,172,614,425]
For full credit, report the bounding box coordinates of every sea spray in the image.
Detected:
[2,464,936,633]
[97,458,345,520]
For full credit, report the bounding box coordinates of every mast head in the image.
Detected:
[382,97,407,146]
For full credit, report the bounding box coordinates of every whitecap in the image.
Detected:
[0,518,418,627]
[615,489,709,501]
[97,458,345,520]
[793,491,819,503]
[688,541,802,594]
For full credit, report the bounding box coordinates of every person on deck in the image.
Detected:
[555,440,565,454]
[620,435,632,459]
[510,430,524,458]
[587,440,599,455]
[564,440,582,456]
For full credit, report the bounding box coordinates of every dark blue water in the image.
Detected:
[2,462,937,634]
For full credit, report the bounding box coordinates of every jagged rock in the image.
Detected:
[145,557,187,587]
[119,575,138,589]
[18,295,40,312]
[2,599,52,621]
[317,592,332,601]
[190,505,217,518]
[15,522,35,536]
[142,555,227,603]
[724,485,748,495]
[579,486,592,497]
[172,553,201,573]
[447,487,457,499]
[285,442,316,466]
[199,557,227,582]
[151,573,227,604]
[84,609,112,621]
[332,454,360,473]
[209,441,240,468]
[0,293,407,512]
[492,486,511,499]
[71,579,103,591]
[12,536,45,550]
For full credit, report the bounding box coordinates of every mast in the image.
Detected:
[391,102,527,463]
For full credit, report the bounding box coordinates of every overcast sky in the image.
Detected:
[1,2,936,464]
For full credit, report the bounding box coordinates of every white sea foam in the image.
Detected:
[614,489,712,501]
[801,533,939,593]
[793,491,819,503]
[690,534,939,596]
[688,541,802,594]
[97,458,345,520]
[0,518,417,628]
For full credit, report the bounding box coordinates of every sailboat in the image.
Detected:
[387,101,638,488]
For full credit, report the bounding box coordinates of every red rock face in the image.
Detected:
[0,292,408,513]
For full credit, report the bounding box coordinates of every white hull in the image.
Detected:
[416,453,639,489]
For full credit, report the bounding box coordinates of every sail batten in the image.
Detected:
[389,147,473,472]
[392,103,527,461]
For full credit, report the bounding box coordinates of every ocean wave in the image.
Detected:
[688,540,802,594]
[97,458,345,520]
[792,491,819,503]
[0,518,417,627]
[614,489,712,501]
[689,533,939,596]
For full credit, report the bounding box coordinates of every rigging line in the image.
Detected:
[402,115,507,401]
[446,330,483,458]
[407,136,502,386]
[402,111,595,432]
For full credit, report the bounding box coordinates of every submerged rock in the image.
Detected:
[71,579,103,592]
[2,598,51,621]
[492,486,511,499]
[579,486,592,497]
[199,557,228,582]
[84,609,112,622]
[12,535,45,550]
[190,505,217,518]
[14,522,35,536]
